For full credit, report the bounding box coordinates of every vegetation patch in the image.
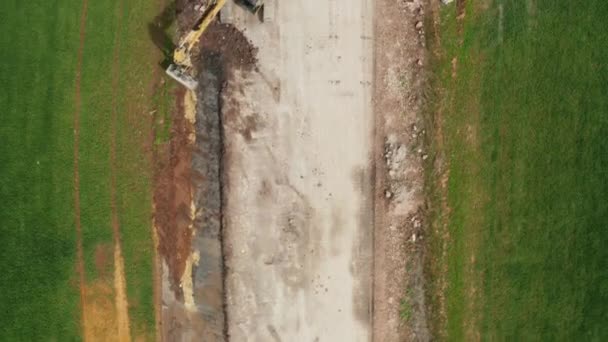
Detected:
[400,297,413,322]
[0,0,173,338]
[426,0,608,340]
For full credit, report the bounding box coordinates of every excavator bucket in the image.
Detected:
[165,64,198,90]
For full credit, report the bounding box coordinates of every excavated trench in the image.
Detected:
[191,52,226,340]
[159,21,258,341]
[188,21,258,339]
[158,55,226,342]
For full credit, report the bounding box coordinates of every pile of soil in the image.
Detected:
[198,21,258,76]
[153,87,194,297]
[175,0,202,29]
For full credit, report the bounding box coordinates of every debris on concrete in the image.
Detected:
[373,0,430,340]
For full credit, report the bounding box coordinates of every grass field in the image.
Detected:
[0,0,173,339]
[426,0,608,340]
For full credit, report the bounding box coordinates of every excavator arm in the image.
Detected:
[166,0,228,89]
[166,0,265,90]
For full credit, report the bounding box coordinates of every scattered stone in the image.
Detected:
[415,21,423,30]
[406,0,421,12]
[393,145,407,163]
[422,154,428,160]
[385,190,393,199]
[263,256,275,265]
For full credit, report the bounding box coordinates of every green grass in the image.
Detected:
[0,0,173,339]
[427,0,608,340]
[0,1,81,340]
[400,296,413,322]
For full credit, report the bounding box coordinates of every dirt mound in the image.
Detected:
[198,21,258,75]
[175,0,200,29]
[153,88,194,297]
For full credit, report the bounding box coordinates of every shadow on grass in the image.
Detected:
[148,1,177,68]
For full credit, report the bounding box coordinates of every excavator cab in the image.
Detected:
[166,64,198,90]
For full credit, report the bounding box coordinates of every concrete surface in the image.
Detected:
[221,0,375,341]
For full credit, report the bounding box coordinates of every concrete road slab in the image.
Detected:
[222,0,375,341]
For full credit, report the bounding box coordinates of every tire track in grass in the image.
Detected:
[73,0,89,337]
[108,0,132,339]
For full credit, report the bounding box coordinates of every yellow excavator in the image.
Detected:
[166,0,264,89]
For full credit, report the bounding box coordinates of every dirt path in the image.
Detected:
[221,1,374,340]
[72,0,89,336]
[108,0,133,338]
[372,0,430,340]
[112,245,131,341]
[153,84,195,293]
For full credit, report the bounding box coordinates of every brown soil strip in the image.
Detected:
[151,217,162,342]
[153,87,194,296]
[148,0,168,339]
[373,0,430,340]
[108,0,132,339]
[73,0,89,336]
[150,90,164,339]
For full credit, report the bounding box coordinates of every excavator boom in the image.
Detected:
[166,0,228,90]
[166,0,264,90]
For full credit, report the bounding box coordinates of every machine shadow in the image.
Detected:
[148,1,177,69]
